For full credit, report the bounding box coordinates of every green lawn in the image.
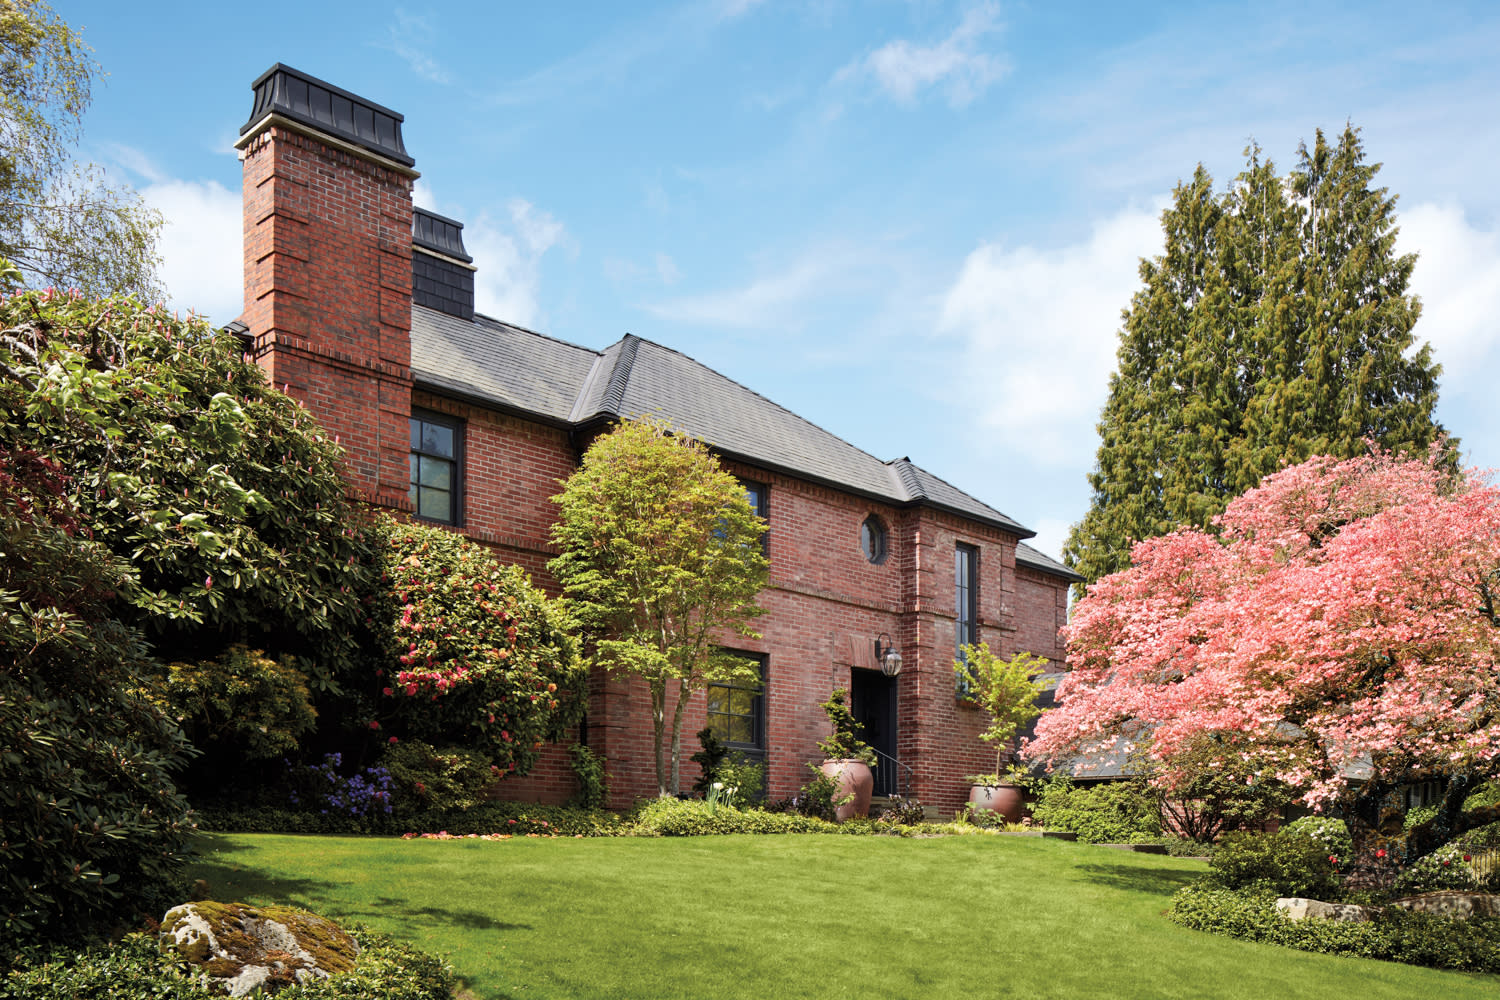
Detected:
[188,833,1498,1000]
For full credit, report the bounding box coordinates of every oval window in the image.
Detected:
[861,515,888,565]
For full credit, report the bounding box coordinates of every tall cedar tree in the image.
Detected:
[549,420,768,796]
[1065,127,1448,587]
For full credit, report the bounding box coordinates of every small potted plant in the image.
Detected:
[815,687,877,821]
[955,643,1047,823]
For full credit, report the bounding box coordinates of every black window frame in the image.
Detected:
[741,478,769,556]
[860,514,889,565]
[705,651,767,759]
[955,542,979,696]
[408,409,464,526]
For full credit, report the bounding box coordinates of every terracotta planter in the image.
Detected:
[819,759,874,821]
[969,783,1024,824]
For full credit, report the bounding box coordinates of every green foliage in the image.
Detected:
[689,726,764,802]
[380,740,494,815]
[1065,127,1450,587]
[0,925,458,999]
[370,515,586,777]
[1028,778,1160,844]
[1393,844,1480,893]
[0,290,373,688]
[816,688,876,767]
[0,3,162,298]
[1404,803,1439,831]
[0,445,193,956]
[1205,831,1343,899]
[568,743,609,810]
[1145,735,1291,843]
[769,770,842,822]
[880,795,927,826]
[627,798,832,837]
[195,801,625,839]
[549,418,768,795]
[954,643,1045,777]
[1282,816,1353,860]
[150,645,317,762]
[1169,885,1500,973]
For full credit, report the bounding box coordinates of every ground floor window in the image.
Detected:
[706,652,766,754]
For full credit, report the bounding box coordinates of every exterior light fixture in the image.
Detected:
[874,632,903,677]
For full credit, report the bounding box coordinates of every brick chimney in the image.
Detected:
[237,64,418,508]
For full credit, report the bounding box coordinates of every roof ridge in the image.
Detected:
[887,457,925,502]
[601,334,642,414]
[621,333,901,472]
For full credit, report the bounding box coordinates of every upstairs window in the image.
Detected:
[409,411,462,524]
[861,515,888,565]
[742,479,769,555]
[955,542,979,695]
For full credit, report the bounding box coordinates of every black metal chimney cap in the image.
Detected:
[242,63,414,168]
[413,207,472,263]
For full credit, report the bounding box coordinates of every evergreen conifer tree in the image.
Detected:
[1065,126,1448,588]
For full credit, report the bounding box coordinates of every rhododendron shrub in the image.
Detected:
[369,515,586,776]
[1030,452,1500,859]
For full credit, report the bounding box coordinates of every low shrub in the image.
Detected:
[286,753,394,818]
[195,801,625,838]
[1282,816,1353,860]
[1028,778,1160,843]
[380,740,494,815]
[0,925,457,999]
[1394,844,1480,894]
[1169,885,1500,973]
[1205,831,1342,900]
[627,799,832,837]
[880,795,927,826]
[766,769,842,822]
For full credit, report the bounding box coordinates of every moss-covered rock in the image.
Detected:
[159,901,358,996]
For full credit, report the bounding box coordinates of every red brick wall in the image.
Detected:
[241,124,415,511]
[244,116,1074,818]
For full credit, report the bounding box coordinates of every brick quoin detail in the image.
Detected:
[242,88,1074,817]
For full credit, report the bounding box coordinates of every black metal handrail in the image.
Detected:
[868,745,913,798]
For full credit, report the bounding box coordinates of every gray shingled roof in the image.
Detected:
[409,304,1077,561]
[1017,542,1082,581]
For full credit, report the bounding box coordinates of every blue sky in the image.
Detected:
[68,0,1500,561]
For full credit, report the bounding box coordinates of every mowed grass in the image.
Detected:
[189,833,1498,1000]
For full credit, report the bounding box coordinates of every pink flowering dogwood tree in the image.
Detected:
[1029,452,1500,860]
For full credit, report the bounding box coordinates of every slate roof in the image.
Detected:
[410,304,1083,575]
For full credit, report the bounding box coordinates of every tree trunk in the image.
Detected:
[668,677,691,796]
[1404,771,1500,863]
[651,677,667,797]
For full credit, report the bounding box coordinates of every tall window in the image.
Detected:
[955,543,978,695]
[409,411,462,524]
[742,479,769,555]
[706,652,766,760]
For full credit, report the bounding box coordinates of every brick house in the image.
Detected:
[233,64,1078,814]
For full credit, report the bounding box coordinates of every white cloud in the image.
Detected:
[840,3,1008,107]
[379,11,451,84]
[141,179,242,322]
[643,253,838,329]
[938,203,1166,466]
[1400,202,1500,369]
[718,0,765,20]
[467,199,568,328]
[1025,517,1072,567]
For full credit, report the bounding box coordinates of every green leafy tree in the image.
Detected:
[0,287,373,692]
[549,419,768,796]
[955,643,1046,782]
[1065,126,1448,587]
[0,0,162,298]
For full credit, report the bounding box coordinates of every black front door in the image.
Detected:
[850,669,900,796]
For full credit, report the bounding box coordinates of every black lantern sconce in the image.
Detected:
[874,633,903,677]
